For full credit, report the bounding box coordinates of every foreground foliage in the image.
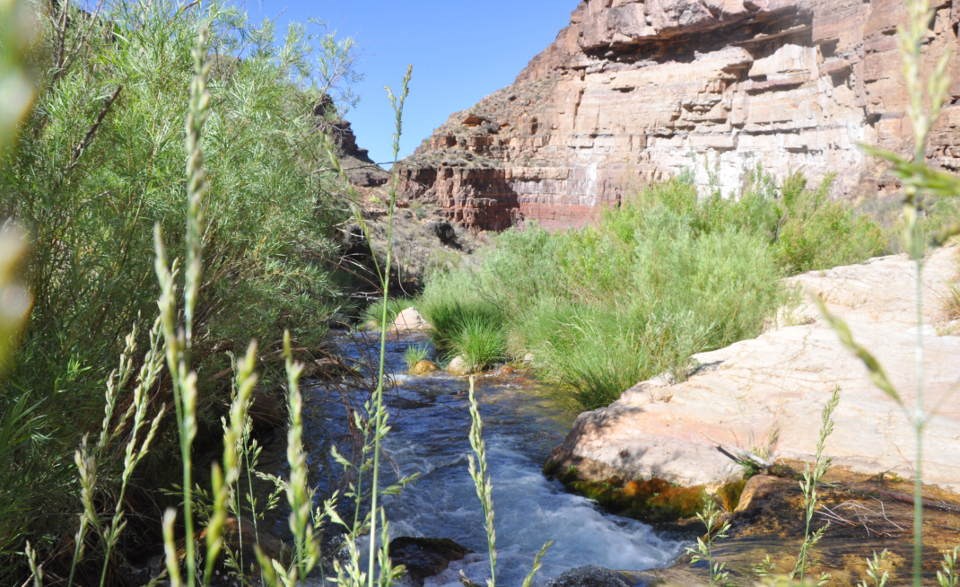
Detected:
[0,0,351,578]
[419,173,885,408]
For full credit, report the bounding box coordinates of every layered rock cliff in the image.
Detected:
[399,0,960,230]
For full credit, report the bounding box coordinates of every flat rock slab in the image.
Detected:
[548,246,960,493]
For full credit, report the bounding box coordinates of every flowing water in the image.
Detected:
[302,333,682,586]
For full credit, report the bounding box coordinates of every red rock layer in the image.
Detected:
[398,0,960,230]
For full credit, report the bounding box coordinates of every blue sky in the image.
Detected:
[234,1,579,164]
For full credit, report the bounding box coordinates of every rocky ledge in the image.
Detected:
[399,0,960,230]
[546,245,960,579]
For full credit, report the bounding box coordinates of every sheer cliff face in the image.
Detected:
[399,0,960,230]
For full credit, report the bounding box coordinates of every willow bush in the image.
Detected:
[0,0,351,574]
[419,173,887,409]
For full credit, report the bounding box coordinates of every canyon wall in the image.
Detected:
[399,0,960,230]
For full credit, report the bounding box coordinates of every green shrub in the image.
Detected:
[364,297,410,329]
[421,173,885,409]
[772,175,887,273]
[0,1,352,572]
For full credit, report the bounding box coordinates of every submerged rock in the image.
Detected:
[546,565,632,587]
[410,359,439,375]
[388,537,470,586]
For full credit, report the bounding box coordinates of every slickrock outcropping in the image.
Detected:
[545,246,960,495]
[399,0,960,230]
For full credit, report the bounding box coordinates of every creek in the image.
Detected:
[300,332,682,586]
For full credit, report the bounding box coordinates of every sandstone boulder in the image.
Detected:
[392,307,430,332]
[546,246,960,494]
[410,359,438,376]
[446,356,472,376]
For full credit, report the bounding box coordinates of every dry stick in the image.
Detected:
[65,85,123,174]
[52,0,71,75]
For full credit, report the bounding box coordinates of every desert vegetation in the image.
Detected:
[0,0,354,581]
[418,171,886,408]
[1,0,958,584]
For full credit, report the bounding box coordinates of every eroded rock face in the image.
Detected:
[545,246,960,496]
[399,0,960,230]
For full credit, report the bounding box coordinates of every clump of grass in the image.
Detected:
[947,284,960,323]
[686,496,731,585]
[792,386,840,583]
[453,317,506,372]
[403,344,430,370]
[939,546,959,587]
[363,297,410,329]
[421,174,863,408]
[859,550,892,587]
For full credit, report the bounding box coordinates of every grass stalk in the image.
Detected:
[686,497,730,585]
[792,386,840,582]
[25,541,42,587]
[365,64,412,587]
[98,322,166,587]
[153,22,212,586]
[284,331,318,580]
[203,340,257,584]
[520,540,554,587]
[68,436,97,587]
[163,509,183,587]
[232,344,260,579]
[466,376,497,587]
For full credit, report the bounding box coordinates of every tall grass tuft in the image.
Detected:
[454,317,506,372]
[403,344,430,370]
[792,386,840,583]
[419,174,875,408]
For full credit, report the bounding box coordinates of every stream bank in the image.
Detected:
[301,332,684,586]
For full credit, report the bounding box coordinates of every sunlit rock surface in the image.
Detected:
[547,246,960,494]
[399,0,960,230]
